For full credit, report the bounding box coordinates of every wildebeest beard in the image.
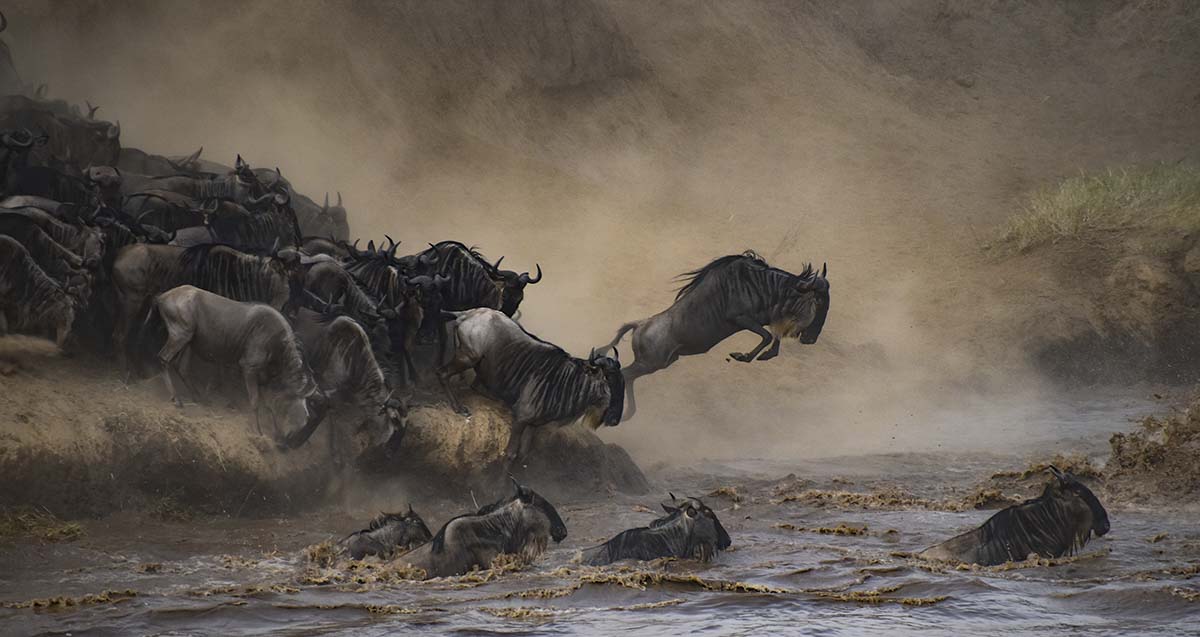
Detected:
[920,468,1109,566]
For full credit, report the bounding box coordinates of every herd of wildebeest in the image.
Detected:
[0,12,1111,576]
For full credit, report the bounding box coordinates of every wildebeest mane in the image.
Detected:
[674,250,818,302]
[178,243,284,304]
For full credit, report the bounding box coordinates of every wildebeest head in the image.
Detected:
[84,165,122,207]
[587,347,625,427]
[380,391,409,454]
[371,504,432,548]
[776,262,829,345]
[1048,465,1109,537]
[490,255,542,316]
[658,494,732,561]
[509,476,568,543]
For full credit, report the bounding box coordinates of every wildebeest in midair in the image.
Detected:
[919,466,1110,566]
[280,304,407,457]
[0,235,77,345]
[597,250,830,419]
[583,494,732,565]
[395,477,567,579]
[438,308,624,467]
[143,285,318,439]
[338,506,433,560]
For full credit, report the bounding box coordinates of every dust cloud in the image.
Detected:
[7,1,1199,463]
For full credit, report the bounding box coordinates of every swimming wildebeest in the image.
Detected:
[280,305,407,456]
[438,308,624,467]
[0,235,76,345]
[919,466,1110,566]
[338,506,433,560]
[582,494,731,565]
[597,251,830,419]
[144,285,318,438]
[395,478,567,579]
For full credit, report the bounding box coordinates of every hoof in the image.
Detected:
[729,352,752,363]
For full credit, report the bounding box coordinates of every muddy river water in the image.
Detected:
[2,394,1198,636]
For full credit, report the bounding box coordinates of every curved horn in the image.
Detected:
[322,192,329,210]
[433,273,450,287]
[821,262,827,278]
[588,347,598,362]
[518,263,542,285]
[86,101,99,119]
[35,83,46,99]
[0,11,7,34]
[336,191,342,207]
[407,502,414,515]
[367,239,376,254]
[493,255,504,271]
[420,246,438,266]
[1048,464,1066,480]
[1,129,34,149]
[244,192,273,207]
[107,120,120,140]
[509,474,522,494]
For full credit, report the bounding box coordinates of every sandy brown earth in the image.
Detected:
[0,337,646,516]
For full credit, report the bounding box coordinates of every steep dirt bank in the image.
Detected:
[0,338,645,518]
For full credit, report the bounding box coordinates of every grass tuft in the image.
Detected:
[995,163,1200,251]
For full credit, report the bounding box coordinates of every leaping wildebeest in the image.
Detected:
[597,250,830,419]
[144,285,318,439]
[394,477,567,579]
[0,235,76,345]
[438,308,624,467]
[919,466,1110,566]
[582,494,731,565]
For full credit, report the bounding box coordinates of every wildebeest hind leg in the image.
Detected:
[158,324,193,407]
[619,361,654,421]
[243,367,264,435]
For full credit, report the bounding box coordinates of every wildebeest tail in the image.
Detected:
[598,321,638,357]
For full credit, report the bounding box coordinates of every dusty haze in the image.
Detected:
[8,0,1199,462]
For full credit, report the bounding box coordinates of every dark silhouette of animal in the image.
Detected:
[0,213,83,281]
[438,308,624,467]
[0,207,102,269]
[338,506,432,560]
[281,306,406,456]
[583,494,731,565]
[144,285,317,438]
[395,478,567,579]
[0,94,120,167]
[919,467,1110,566]
[597,251,830,419]
[0,235,76,345]
[418,241,541,316]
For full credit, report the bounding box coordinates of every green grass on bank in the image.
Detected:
[996,162,1200,252]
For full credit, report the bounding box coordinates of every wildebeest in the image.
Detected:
[112,243,303,372]
[280,305,407,456]
[338,506,433,560]
[597,251,830,419]
[0,213,83,280]
[0,94,121,167]
[583,494,732,565]
[395,478,567,579]
[144,285,317,437]
[919,467,1111,566]
[417,241,541,316]
[0,207,103,269]
[438,308,624,466]
[0,235,76,345]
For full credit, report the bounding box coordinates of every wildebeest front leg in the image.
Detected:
[728,315,774,363]
[437,358,475,416]
[757,334,782,361]
[158,322,194,407]
[504,418,532,466]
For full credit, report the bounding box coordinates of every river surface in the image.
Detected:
[2,393,1198,636]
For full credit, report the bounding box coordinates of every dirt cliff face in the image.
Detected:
[0,341,646,517]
